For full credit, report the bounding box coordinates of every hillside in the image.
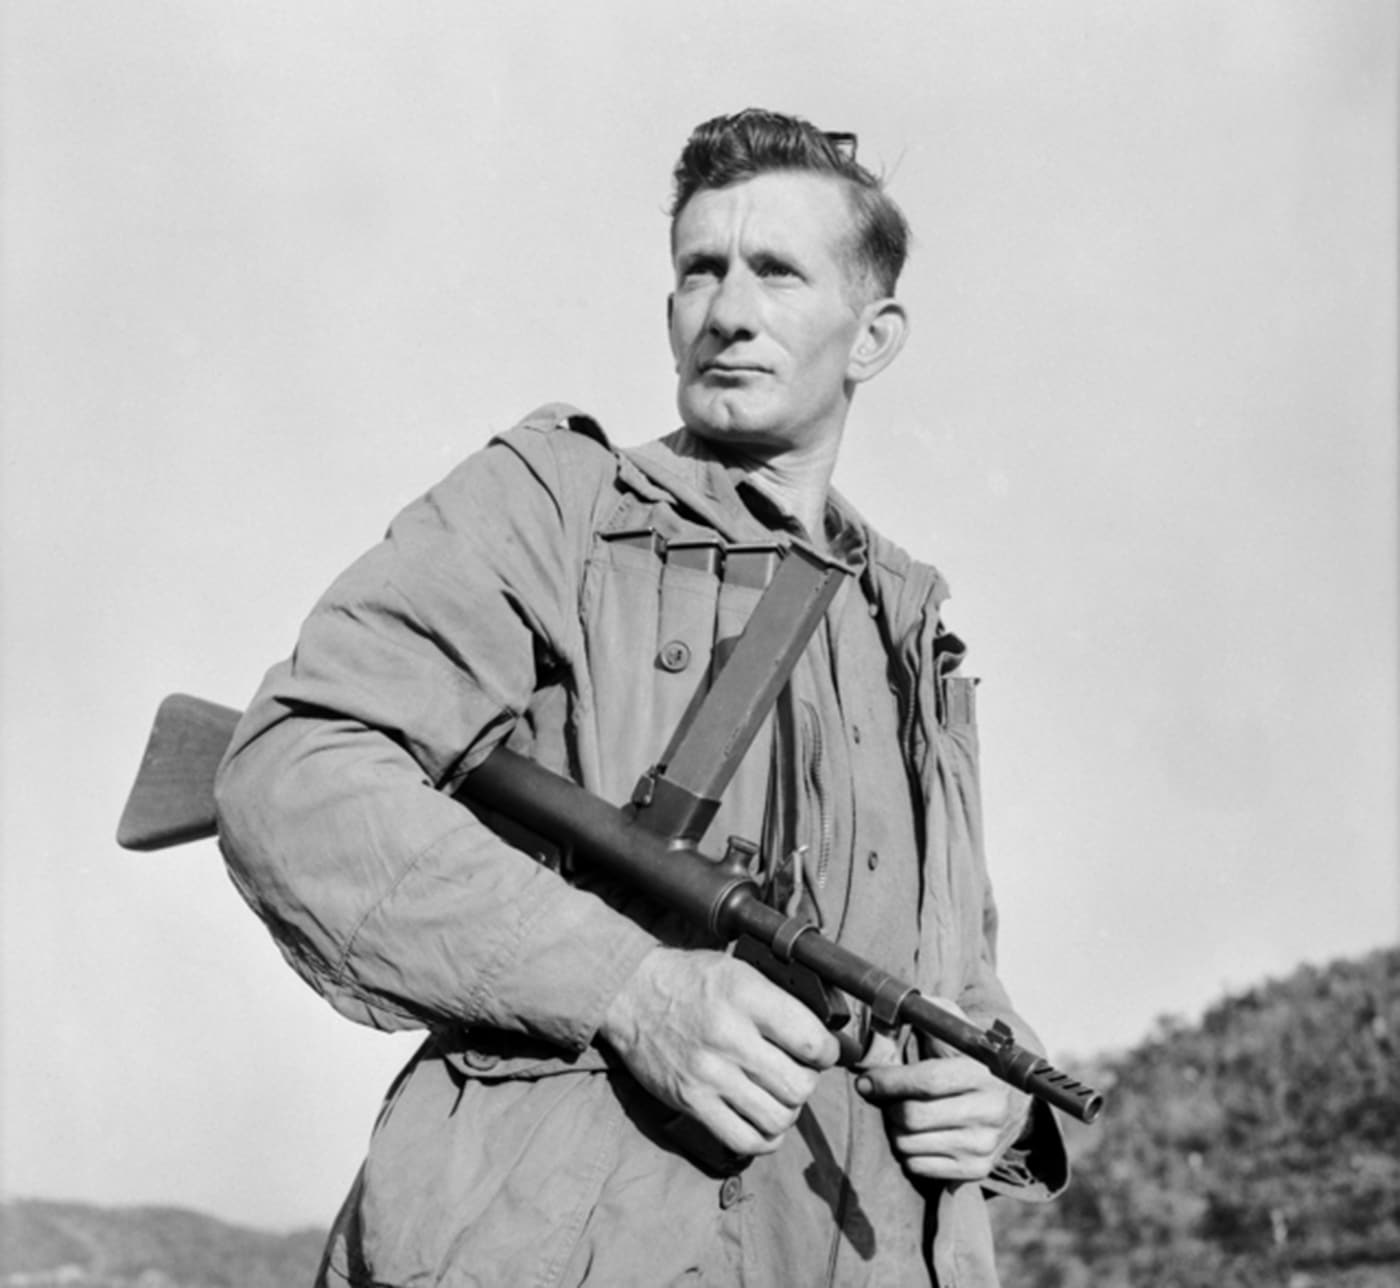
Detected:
[4,949,1396,1286]
[992,946,1400,1286]
[0,1201,323,1287]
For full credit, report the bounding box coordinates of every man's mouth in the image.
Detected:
[701,360,768,376]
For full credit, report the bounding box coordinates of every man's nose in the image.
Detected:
[706,270,759,341]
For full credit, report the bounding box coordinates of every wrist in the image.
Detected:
[595,946,657,1056]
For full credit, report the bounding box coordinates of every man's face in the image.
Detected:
[668,171,876,458]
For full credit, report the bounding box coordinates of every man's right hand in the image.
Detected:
[597,946,841,1156]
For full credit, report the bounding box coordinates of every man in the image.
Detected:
[216,109,1067,1286]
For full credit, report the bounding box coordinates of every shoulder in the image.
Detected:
[393,405,685,555]
[406,403,622,539]
[500,401,612,449]
[491,402,617,484]
[830,487,951,618]
[866,527,950,613]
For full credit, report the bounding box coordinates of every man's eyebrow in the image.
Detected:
[676,247,725,270]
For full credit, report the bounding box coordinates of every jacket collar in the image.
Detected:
[623,430,774,545]
[625,429,947,642]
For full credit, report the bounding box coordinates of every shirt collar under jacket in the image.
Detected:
[625,427,869,573]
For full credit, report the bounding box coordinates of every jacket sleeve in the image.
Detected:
[923,632,1070,1201]
[214,421,658,1051]
[960,875,1071,1201]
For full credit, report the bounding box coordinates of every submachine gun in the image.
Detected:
[116,542,1104,1125]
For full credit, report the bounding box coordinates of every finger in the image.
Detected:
[709,1065,803,1145]
[741,1043,823,1111]
[725,1083,801,1143]
[852,1024,903,1072]
[883,1090,989,1135]
[745,980,842,1070]
[694,1095,790,1157]
[881,1078,1019,1133]
[670,1056,796,1156]
[889,1122,1003,1166]
[856,1054,988,1103]
[890,1122,1008,1183]
[682,1041,807,1140]
[900,1150,998,1183]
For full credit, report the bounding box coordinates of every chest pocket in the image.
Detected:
[581,523,780,853]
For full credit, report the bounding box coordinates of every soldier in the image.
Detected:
[216,108,1067,1286]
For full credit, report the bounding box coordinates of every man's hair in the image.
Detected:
[670,108,910,297]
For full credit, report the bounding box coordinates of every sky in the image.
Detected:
[2,0,1396,1233]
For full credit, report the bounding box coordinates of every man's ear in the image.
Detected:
[847,299,909,385]
[666,293,680,368]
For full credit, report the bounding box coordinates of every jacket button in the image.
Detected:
[867,850,880,871]
[719,1175,743,1209]
[659,640,691,672]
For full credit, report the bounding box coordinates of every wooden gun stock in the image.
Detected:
[116,694,238,851]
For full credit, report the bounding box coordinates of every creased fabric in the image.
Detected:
[217,404,1067,1286]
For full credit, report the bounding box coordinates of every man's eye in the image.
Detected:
[758,261,799,279]
[681,261,720,282]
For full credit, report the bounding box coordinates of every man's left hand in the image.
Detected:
[855,1045,1031,1183]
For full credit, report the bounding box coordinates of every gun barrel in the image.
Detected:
[719,888,1103,1123]
[466,747,1105,1124]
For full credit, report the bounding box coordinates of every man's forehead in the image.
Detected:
[671,171,855,257]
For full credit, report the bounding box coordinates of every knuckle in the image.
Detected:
[762,1097,800,1134]
[732,1117,784,1155]
[970,1127,999,1156]
[673,1080,704,1116]
[718,1126,756,1155]
[790,1068,819,1101]
[889,1104,920,1132]
[890,1130,921,1157]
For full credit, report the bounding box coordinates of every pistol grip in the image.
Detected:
[733,935,864,1065]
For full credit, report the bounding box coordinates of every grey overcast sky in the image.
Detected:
[2,0,1396,1232]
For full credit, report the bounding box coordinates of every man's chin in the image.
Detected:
[680,418,782,458]
[678,397,774,447]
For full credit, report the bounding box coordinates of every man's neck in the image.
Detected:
[716,439,841,549]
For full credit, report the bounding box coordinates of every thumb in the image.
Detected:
[852,1023,903,1073]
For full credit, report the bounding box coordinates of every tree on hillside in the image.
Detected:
[992,948,1400,1288]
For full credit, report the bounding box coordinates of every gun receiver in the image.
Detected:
[116,544,1104,1125]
